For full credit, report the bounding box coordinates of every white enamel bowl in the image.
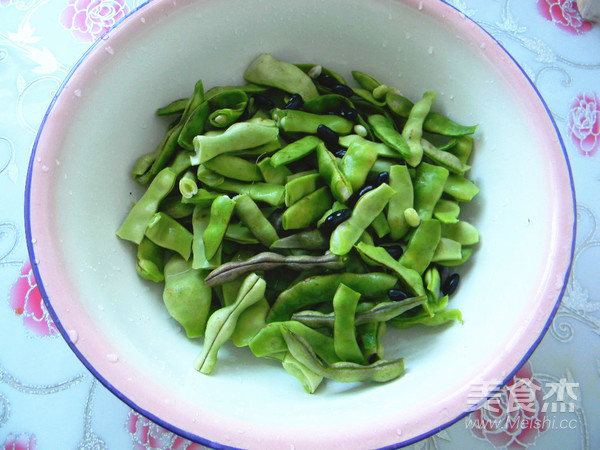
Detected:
[25,0,575,448]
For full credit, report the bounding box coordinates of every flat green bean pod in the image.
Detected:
[282,328,405,383]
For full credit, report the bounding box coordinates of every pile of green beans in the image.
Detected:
[116,54,480,393]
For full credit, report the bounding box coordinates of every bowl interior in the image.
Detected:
[27,0,574,448]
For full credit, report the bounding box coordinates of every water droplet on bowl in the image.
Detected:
[105,46,114,55]
[67,329,78,344]
[140,17,146,23]
[107,353,119,363]
[73,89,82,97]
[396,429,403,436]
[31,238,37,244]
[41,165,49,172]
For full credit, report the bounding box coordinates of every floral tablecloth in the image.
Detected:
[1,0,599,449]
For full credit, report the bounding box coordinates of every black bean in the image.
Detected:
[357,185,374,198]
[374,171,390,187]
[332,83,355,98]
[317,124,339,149]
[339,106,358,121]
[384,245,403,260]
[441,273,460,296]
[253,94,274,110]
[368,354,379,364]
[284,94,304,110]
[334,149,347,159]
[317,74,338,89]
[321,209,352,233]
[345,185,374,208]
[388,289,409,301]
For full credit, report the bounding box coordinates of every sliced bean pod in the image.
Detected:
[332,284,365,364]
[316,143,354,203]
[270,135,322,167]
[398,219,442,274]
[441,220,480,246]
[448,135,475,165]
[401,91,436,167]
[145,212,193,261]
[204,155,263,182]
[270,229,329,250]
[351,70,382,91]
[282,352,323,394]
[215,180,285,207]
[192,120,279,164]
[233,194,279,247]
[156,98,188,116]
[443,174,480,202]
[413,162,449,220]
[330,183,396,256]
[282,328,405,383]
[387,164,413,241]
[274,109,353,135]
[257,157,292,185]
[194,273,266,374]
[282,187,333,230]
[249,320,340,365]
[433,199,460,224]
[163,255,212,338]
[203,195,235,260]
[292,295,426,328]
[244,53,319,101]
[192,206,221,269]
[178,102,210,150]
[231,297,270,347]
[339,134,403,160]
[117,168,177,244]
[421,139,470,175]
[285,173,322,206]
[432,237,463,263]
[267,272,397,323]
[355,242,425,296]
[136,237,165,283]
[340,141,379,191]
[368,114,417,166]
[204,252,347,287]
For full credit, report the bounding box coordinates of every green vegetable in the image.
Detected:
[117,54,481,393]
[163,255,212,338]
[194,273,266,374]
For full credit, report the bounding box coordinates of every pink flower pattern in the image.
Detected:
[127,411,205,450]
[2,434,36,450]
[537,0,593,35]
[9,259,58,337]
[469,362,548,449]
[60,0,130,42]
[568,92,600,157]
[0,0,13,8]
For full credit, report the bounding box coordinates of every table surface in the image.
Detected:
[1,0,599,448]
